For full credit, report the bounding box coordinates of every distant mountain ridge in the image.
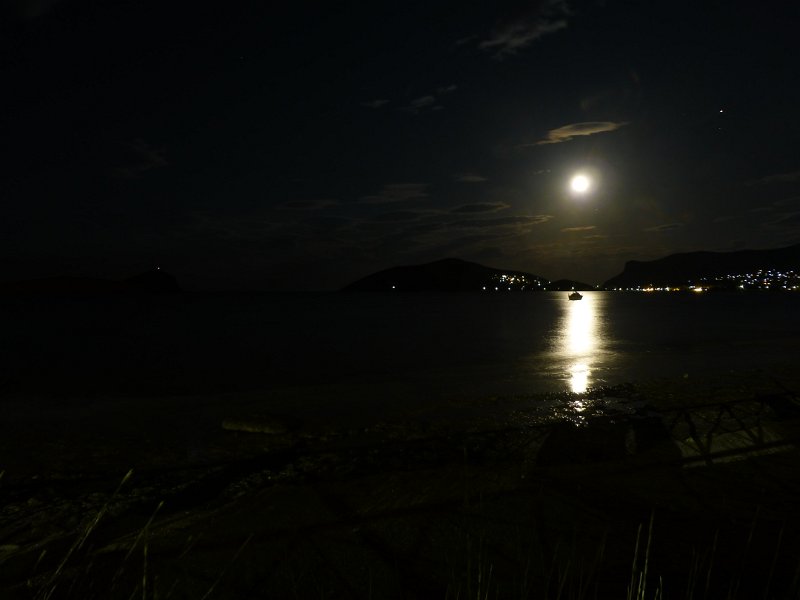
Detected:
[603,243,800,288]
[343,258,550,292]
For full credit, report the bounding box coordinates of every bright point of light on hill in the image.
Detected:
[570,174,591,193]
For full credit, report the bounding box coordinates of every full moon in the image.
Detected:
[570,174,590,193]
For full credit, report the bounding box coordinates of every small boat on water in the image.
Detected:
[568,291,583,300]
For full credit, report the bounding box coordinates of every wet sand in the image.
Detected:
[2,366,800,598]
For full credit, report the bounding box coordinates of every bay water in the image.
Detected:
[4,290,799,402]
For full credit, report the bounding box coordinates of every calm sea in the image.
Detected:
[3,291,800,403]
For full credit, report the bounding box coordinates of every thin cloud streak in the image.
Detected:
[411,96,436,108]
[531,121,629,145]
[747,171,800,186]
[358,183,429,204]
[454,214,553,229]
[361,99,389,109]
[479,0,571,58]
[278,199,339,211]
[643,223,684,232]
[110,138,168,178]
[455,174,488,183]
[451,202,509,214]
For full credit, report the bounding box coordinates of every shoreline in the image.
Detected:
[3,369,800,597]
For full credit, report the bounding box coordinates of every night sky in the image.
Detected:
[4,0,800,290]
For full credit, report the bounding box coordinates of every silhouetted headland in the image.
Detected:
[343,257,550,291]
[603,243,800,290]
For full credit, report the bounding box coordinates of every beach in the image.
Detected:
[3,363,800,598]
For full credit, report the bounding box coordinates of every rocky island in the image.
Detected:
[344,258,585,292]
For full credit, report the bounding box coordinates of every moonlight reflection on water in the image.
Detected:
[559,293,605,393]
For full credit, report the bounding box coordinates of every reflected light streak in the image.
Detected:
[566,301,594,354]
[570,363,590,394]
[559,295,600,393]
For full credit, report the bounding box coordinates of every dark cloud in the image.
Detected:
[455,214,553,229]
[358,183,429,204]
[7,0,64,20]
[531,121,629,145]
[747,171,800,186]
[451,202,509,214]
[774,196,800,207]
[184,212,279,241]
[525,240,651,261]
[726,239,749,251]
[764,211,800,230]
[361,99,389,109]
[757,211,800,247]
[279,199,338,210]
[454,174,488,183]
[403,222,448,234]
[110,139,168,178]
[579,83,642,115]
[479,0,571,58]
[369,211,426,222]
[643,223,684,232]
[302,215,353,230]
[400,85,457,114]
[741,197,800,217]
[411,96,436,108]
[431,235,511,257]
[580,90,617,112]
[402,95,442,114]
[454,34,479,48]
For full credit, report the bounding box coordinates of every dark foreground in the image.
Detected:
[2,370,800,599]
